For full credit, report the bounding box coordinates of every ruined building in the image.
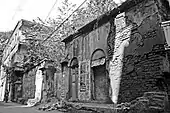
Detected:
[60,0,170,107]
[0,19,57,105]
[0,0,170,112]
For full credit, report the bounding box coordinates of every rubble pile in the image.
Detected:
[68,104,100,113]
[37,92,169,113]
[37,99,72,112]
[37,99,100,113]
[116,92,170,113]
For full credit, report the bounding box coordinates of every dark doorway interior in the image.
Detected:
[11,71,23,102]
[93,64,109,103]
[70,58,79,101]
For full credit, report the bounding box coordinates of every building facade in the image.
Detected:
[0,19,57,104]
[0,20,25,101]
[61,0,170,104]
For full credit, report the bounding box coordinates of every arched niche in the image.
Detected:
[69,57,79,101]
[70,58,78,68]
[61,60,68,76]
[91,49,106,67]
[91,49,110,103]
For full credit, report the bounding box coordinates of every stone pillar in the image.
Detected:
[109,13,132,104]
[54,73,57,97]
[9,82,13,101]
[41,68,47,103]
[0,66,7,101]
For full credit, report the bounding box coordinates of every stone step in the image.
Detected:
[149,106,163,110]
[66,102,118,113]
[152,95,166,101]
[151,97,165,103]
[144,92,167,97]
[144,92,168,102]
[66,102,115,109]
[149,102,164,108]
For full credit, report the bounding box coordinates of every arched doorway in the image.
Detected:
[91,49,109,103]
[70,58,79,101]
[13,70,23,102]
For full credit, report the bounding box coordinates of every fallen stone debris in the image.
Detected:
[37,99,100,113]
[37,92,169,113]
[37,99,70,112]
[115,91,170,113]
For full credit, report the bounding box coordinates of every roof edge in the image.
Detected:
[62,0,144,43]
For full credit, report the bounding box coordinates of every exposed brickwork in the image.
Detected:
[119,53,164,103]
[117,0,167,103]
[61,0,169,109]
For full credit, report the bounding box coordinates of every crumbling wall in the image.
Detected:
[22,68,36,100]
[64,23,110,102]
[57,73,68,100]
[118,0,167,103]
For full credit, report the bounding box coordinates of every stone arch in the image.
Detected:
[91,49,106,62]
[70,57,79,68]
[69,57,79,101]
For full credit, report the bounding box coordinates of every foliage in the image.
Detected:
[47,0,77,38]
[46,0,118,35]
[0,0,118,72]
[26,0,78,70]
[21,20,63,71]
[86,0,118,20]
[70,0,118,30]
[0,31,12,65]
[23,0,118,71]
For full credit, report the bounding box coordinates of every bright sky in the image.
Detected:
[0,0,124,32]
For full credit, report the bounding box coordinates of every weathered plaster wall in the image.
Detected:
[0,21,23,101]
[41,63,56,101]
[22,68,36,100]
[12,44,27,71]
[26,62,44,106]
[78,60,91,101]
[66,22,110,61]
[2,25,23,66]
[57,65,69,100]
[0,66,7,101]
[0,20,36,102]
[117,0,167,103]
[54,72,59,98]
[63,0,169,104]
[65,23,110,101]
[109,12,132,103]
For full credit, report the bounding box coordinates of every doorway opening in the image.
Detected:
[11,71,23,102]
[91,49,110,103]
[70,58,79,101]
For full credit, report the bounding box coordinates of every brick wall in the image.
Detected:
[117,0,167,103]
